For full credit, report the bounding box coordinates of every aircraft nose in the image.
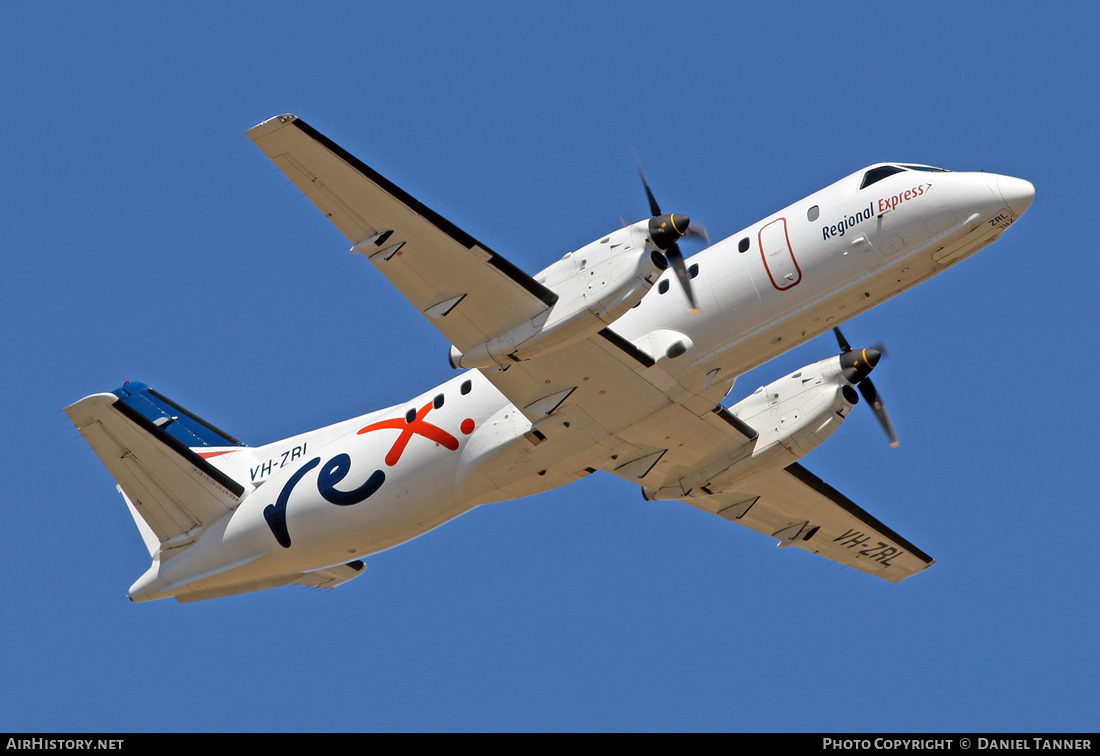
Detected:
[995,174,1035,218]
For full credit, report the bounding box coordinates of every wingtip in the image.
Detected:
[245,113,299,140]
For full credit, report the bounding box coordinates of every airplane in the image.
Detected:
[65,114,1034,603]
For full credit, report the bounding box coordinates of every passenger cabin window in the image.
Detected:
[688,264,699,279]
[738,237,750,253]
[807,205,820,222]
[658,280,670,294]
[860,165,907,189]
[461,380,472,395]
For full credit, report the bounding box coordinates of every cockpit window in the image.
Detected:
[901,164,949,172]
[860,165,907,189]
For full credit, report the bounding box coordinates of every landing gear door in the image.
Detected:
[759,218,801,290]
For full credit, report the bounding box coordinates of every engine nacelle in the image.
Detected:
[449,220,669,369]
[644,355,860,500]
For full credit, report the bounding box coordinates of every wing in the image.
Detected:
[247,114,557,354]
[482,328,759,486]
[685,462,934,583]
[249,114,754,487]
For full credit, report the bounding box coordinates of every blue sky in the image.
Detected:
[3,1,1098,732]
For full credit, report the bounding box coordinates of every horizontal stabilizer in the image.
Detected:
[174,561,367,603]
[66,384,251,558]
[291,560,366,589]
[175,576,296,604]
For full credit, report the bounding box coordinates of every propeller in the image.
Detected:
[634,157,702,313]
[833,326,899,447]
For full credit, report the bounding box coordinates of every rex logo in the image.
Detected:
[357,399,461,466]
[263,400,474,548]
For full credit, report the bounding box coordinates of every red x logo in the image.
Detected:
[357,401,459,467]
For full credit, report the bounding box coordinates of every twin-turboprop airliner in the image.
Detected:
[66,115,1034,603]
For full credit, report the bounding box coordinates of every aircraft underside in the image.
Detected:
[66,115,1034,602]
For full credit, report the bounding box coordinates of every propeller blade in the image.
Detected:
[686,222,710,245]
[870,339,891,358]
[665,242,698,312]
[857,378,900,447]
[633,157,698,312]
[833,327,898,446]
[833,326,853,353]
[633,152,663,216]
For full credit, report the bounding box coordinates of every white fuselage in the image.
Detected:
[129,165,1032,601]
